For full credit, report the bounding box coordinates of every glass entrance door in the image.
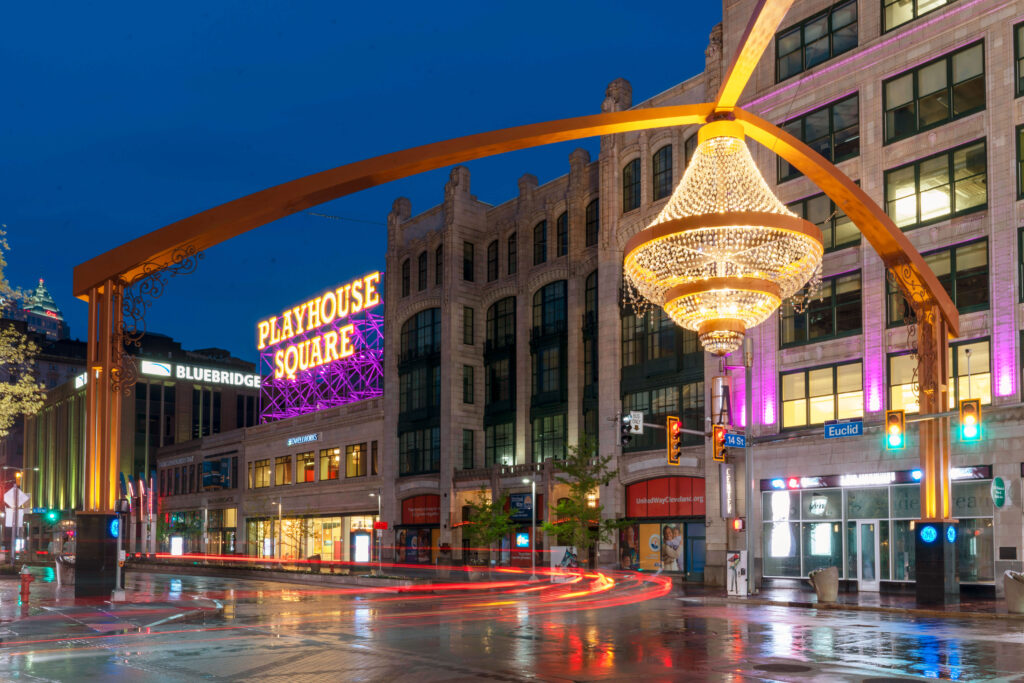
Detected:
[856,520,880,591]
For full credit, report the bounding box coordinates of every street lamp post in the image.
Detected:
[276,499,282,560]
[522,478,537,580]
[369,490,382,575]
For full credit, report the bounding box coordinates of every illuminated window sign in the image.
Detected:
[515,532,530,548]
[760,466,991,490]
[257,272,384,422]
[74,372,87,389]
[286,434,319,447]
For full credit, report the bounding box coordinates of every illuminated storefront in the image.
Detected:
[761,466,995,588]
[620,476,706,581]
[396,495,440,564]
[246,514,378,562]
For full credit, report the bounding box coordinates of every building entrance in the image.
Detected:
[857,519,880,592]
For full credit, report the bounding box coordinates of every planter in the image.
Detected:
[808,566,839,603]
[1004,571,1024,614]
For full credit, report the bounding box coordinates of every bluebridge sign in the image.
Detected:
[824,419,863,439]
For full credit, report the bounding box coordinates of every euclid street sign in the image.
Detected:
[824,419,863,439]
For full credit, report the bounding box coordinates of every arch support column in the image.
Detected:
[85,280,121,513]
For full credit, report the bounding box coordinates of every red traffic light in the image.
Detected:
[731,518,745,532]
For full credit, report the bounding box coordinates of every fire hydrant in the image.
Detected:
[19,565,33,602]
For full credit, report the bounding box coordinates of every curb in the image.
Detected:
[681,595,1024,620]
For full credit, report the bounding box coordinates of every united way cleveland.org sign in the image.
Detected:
[256,272,384,421]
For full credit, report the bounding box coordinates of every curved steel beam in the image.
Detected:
[714,0,797,111]
[732,107,960,337]
[73,104,716,298]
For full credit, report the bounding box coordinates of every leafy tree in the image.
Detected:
[0,229,44,438]
[463,488,515,566]
[541,437,625,568]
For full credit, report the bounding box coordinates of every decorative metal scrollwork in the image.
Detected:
[110,245,203,394]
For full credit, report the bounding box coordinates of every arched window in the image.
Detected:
[417,252,427,291]
[585,199,599,247]
[652,145,673,200]
[556,212,568,257]
[684,134,698,167]
[533,221,547,265]
[622,158,641,212]
[486,297,516,349]
[400,308,442,360]
[401,259,410,297]
[435,244,443,285]
[507,232,517,275]
[532,280,567,336]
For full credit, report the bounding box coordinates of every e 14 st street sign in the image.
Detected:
[724,432,746,448]
[824,419,863,439]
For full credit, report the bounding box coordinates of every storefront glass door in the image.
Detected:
[856,520,880,591]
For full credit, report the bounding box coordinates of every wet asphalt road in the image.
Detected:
[0,571,1021,682]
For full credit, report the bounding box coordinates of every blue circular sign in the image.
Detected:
[109,518,120,538]
[946,526,957,543]
[920,525,938,543]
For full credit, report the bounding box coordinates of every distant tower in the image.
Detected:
[21,279,69,340]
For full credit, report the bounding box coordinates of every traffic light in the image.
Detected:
[731,518,745,532]
[712,424,728,462]
[666,416,682,466]
[43,509,59,525]
[959,398,982,442]
[620,414,633,447]
[885,409,905,450]
[14,471,22,485]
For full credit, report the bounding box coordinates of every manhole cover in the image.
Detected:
[755,663,814,673]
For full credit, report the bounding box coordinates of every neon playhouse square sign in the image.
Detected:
[257,272,384,421]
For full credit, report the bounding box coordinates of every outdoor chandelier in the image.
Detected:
[623,120,823,355]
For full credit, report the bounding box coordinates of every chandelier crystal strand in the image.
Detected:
[623,120,823,355]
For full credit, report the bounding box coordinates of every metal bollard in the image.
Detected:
[19,565,34,602]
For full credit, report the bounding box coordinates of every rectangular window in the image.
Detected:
[787,192,859,252]
[298,452,316,483]
[485,422,515,467]
[622,159,641,212]
[507,233,517,274]
[462,429,474,470]
[652,145,673,200]
[275,455,292,485]
[532,346,561,396]
[485,357,512,404]
[778,94,858,182]
[883,42,984,143]
[251,459,270,489]
[346,443,367,478]
[884,0,954,32]
[487,241,498,281]
[585,199,599,246]
[889,339,991,412]
[532,413,566,462]
[621,313,642,367]
[463,242,475,281]
[371,440,378,475]
[463,365,475,404]
[1017,22,1024,97]
[435,245,443,285]
[556,212,568,257]
[887,238,988,325]
[781,361,863,429]
[534,221,547,265]
[775,1,857,82]
[401,259,410,297]
[1017,125,1024,200]
[319,447,340,480]
[417,252,427,291]
[884,139,986,230]
[780,272,861,346]
[399,426,441,475]
[463,306,474,345]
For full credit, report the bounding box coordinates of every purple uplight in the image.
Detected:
[259,310,384,422]
[865,357,884,413]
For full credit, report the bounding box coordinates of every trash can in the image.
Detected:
[307,554,321,574]
[55,556,75,587]
[1004,570,1024,613]
[808,566,838,603]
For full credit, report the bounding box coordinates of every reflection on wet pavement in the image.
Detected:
[0,570,1020,681]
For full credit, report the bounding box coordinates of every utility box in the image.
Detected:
[727,550,748,596]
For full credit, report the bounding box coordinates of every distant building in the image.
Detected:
[3,279,69,341]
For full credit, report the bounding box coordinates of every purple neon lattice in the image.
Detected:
[259,310,383,422]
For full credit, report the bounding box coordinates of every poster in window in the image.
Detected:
[661,523,685,572]
[638,523,662,570]
[619,524,641,570]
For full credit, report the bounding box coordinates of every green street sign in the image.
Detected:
[991,477,1006,509]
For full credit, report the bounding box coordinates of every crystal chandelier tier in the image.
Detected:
[623,120,823,355]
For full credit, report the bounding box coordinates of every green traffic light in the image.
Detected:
[887,432,903,448]
[962,422,979,441]
[44,510,58,523]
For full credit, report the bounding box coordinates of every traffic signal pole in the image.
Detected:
[744,338,756,594]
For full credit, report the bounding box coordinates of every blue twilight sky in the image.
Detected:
[1,1,721,364]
